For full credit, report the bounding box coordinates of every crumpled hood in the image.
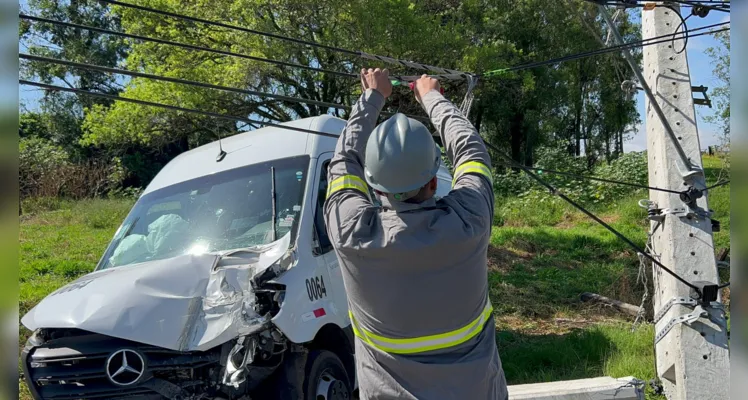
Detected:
[21,233,292,352]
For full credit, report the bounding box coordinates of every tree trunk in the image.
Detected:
[605,131,611,161]
[510,112,524,165]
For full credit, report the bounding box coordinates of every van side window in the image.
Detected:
[313,160,333,255]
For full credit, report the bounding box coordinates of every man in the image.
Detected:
[324,68,508,400]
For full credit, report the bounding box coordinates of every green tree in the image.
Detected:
[20,0,129,159]
[705,29,729,150]
[447,0,639,167]
[81,0,468,150]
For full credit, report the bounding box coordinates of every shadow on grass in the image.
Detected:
[496,328,614,385]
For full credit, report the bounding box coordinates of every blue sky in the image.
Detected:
[17,4,730,153]
[624,8,730,152]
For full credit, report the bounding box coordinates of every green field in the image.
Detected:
[18,155,730,399]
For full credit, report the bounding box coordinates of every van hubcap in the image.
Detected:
[316,371,349,400]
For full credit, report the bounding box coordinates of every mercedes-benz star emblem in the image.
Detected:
[105,349,145,386]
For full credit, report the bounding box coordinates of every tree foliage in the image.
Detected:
[705,29,729,150]
[21,0,644,190]
[20,0,129,159]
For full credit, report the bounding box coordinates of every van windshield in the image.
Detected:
[98,156,310,270]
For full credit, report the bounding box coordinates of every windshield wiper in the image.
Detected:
[270,166,277,242]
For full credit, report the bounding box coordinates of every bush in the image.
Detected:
[19,137,71,197]
[20,137,128,200]
[493,147,649,209]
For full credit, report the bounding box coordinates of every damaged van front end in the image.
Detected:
[20,150,319,399]
[21,232,297,400]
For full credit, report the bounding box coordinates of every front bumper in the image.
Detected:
[21,329,220,400]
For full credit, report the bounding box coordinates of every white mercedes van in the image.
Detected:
[20,115,453,400]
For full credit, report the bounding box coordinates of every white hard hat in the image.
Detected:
[363,113,440,201]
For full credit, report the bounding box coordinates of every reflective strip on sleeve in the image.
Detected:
[349,301,494,355]
[327,175,370,199]
[453,161,493,185]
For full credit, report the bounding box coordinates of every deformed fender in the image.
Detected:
[22,233,293,352]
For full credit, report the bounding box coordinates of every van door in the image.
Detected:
[311,153,349,320]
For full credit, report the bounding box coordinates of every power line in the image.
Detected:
[19,77,703,294]
[23,12,727,88]
[97,0,472,78]
[483,141,702,293]
[20,79,342,138]
[18,53,429,123]
[20,14,359,79]
[591,0,730,11]
[493,161,686,195]
[19,53,350,110]
[706,180,730,191]
[482,22,729,77]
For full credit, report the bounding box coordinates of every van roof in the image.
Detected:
[143,115,346,195]
[142,114,453,196]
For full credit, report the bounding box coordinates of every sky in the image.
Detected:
[16,3,730,153]
[623,8,730,152]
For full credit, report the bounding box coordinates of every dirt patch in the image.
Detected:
[554,213,620,229]
[487,245,531,272]
[494,312,624,335]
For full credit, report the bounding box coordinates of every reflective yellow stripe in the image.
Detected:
[453,161,492,185]
[349,301,494,355]
[327,175,369,198]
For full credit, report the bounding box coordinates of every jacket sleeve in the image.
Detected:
[419,90,495,229]
[323,89,385,248]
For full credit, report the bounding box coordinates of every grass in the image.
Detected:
[19,198,133,323]
[16,155,730,399]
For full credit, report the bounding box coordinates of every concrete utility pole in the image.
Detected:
[637,4,730,399]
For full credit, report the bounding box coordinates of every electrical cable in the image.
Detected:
[19,77,704,294]
[97,0,472,78]
[492,161,686,195]
[588,0,730,12]
[481,22,729,77]
[19,79,342,138]
[22,13,727,86]
[18,53,429,123]
[483,143,702,294]
[669,6,693,55]
[19,14,359,79]
[706,180,730,190]
[669,0,730,13]
[19,53,351,110]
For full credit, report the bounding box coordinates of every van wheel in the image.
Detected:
[305,350,351,400]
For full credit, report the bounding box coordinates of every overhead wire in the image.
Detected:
[19,14,359,79]
[27,42,702,197]
[19,79,343,138]
[22,12,728,86]
[589,0,730,12]
[492,161,686,195]
[481,22,729,77]
[97,0,472,79]
[18,80,703,295]
[482,141,702,294]
[20,2,721,295]
[706,180,730,191]
[19,54,350,110]
[17,52,429,123]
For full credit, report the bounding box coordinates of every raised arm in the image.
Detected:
[413,75,494,225]
[324,68,391,246]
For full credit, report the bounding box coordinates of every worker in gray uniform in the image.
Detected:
[324,68,508,400]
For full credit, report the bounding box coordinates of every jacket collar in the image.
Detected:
[379,195,437,212]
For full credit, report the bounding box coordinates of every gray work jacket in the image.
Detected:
[324,89,508,400]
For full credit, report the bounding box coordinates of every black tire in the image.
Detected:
[303,350,352,400]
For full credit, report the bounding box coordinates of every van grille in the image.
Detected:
[22,330,219,400]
